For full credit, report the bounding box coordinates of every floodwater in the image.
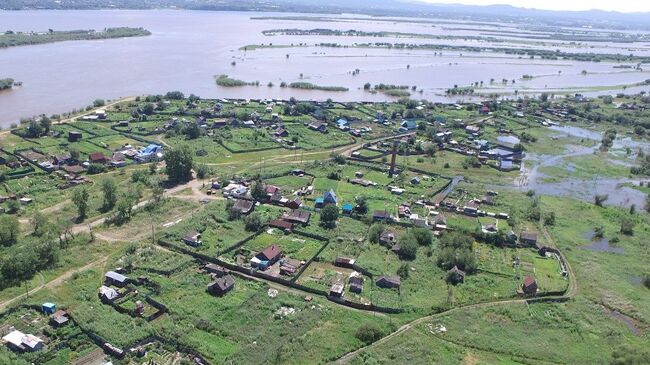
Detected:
[496,135,520,146]
[581,230,624,254]
[2,10,650,126]
[513,125,649,208]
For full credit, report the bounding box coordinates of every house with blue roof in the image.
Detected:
[342,203,353,215]
[315,197,325,208]
[42,302,56,315]
[323,190,338,206]
[136,144,163,163]
[336,118,350,128]
[399,120,417,132]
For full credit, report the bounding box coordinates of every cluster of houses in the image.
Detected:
[28,141,163,178]
[1,302,70,354]
[99,270,130,304]
[331,256,402,299]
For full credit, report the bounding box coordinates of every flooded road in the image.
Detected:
[2,10,650,126]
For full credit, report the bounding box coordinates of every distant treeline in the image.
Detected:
[0,27,151,48]
[0,78,14,90]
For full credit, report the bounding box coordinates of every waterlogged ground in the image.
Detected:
[510,124,648,208]
[2,10,650,125]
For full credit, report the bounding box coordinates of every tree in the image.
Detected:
[164,145,194,182]
[245,213,262,232]
[31,212,48,237]
[368,223,384,244]
[100,177,118,211]
[398,234,418,260]
[594,194,609,207]
[544,212,556,226]
[320,205,339,228]
[355,323,384,344]
[6,199,20,214]
[114,195,134,225]
[355,196,368,215]
[196,163,209,179]
[620,217,635,235]
[251,180,267,201]
[72,187,90,220]
[397,263,410,279]
[0,215,20,246]
[411,227,432,246]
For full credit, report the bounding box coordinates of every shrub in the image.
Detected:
[355,323,384,344]
[368,223,384,244]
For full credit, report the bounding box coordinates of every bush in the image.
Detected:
[397,263,410,280]
[355,323,384,344]
[320,205,339,228]
[410,227,432,246]
[620,217,635,235]
[397,233,418,260]
[368,223,384,244]
[244,213,262,232]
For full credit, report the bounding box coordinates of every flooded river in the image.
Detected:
[2,10,650,126]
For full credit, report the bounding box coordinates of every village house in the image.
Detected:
[135,144,163,163]
[349,272,364,293]
[269,219,293,233]
[433,214,447,230]
[2,330,44,352]
[465,125,480,134]
[342,203,354,215]
[285,198,302,210]
[309,122,327,132]
[447,266,466,284]
[104,271,129,287]
[335,256,356,268]
[279,258,302,276]
[376,275,401,289]
[68,131,82,142]
[379,229,397,246]
[399,120,417,132]
[522,276,538,295]
[49,310,69,328]
[88,152,107,164]
[99,285,120,303]
[373,210,392,222]
[182,231,202,247]
[232,199,255,215]
[251,245,282,270]
[323,190,337,206]
[283,209,311,225]
[274,127,288,138]
[329,282,345,298]
[520,231,538,246]
[207,275,235,296]
[398,204,411,218]
[463,201,480,217]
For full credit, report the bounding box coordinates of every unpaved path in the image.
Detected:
[0,257,108,311]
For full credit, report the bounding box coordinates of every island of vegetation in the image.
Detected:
[0,78,14,90]
[0,89,648,365]
[0,27,151,48]
[215,74,259,87]
[285,81,349,92]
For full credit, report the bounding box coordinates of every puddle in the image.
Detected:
[581,230,624,254]
[609,310,641,336]
[629,275,642,286]
[496,135,520,145]
[548,125,601,141]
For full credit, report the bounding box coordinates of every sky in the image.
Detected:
[418,0,650,13]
